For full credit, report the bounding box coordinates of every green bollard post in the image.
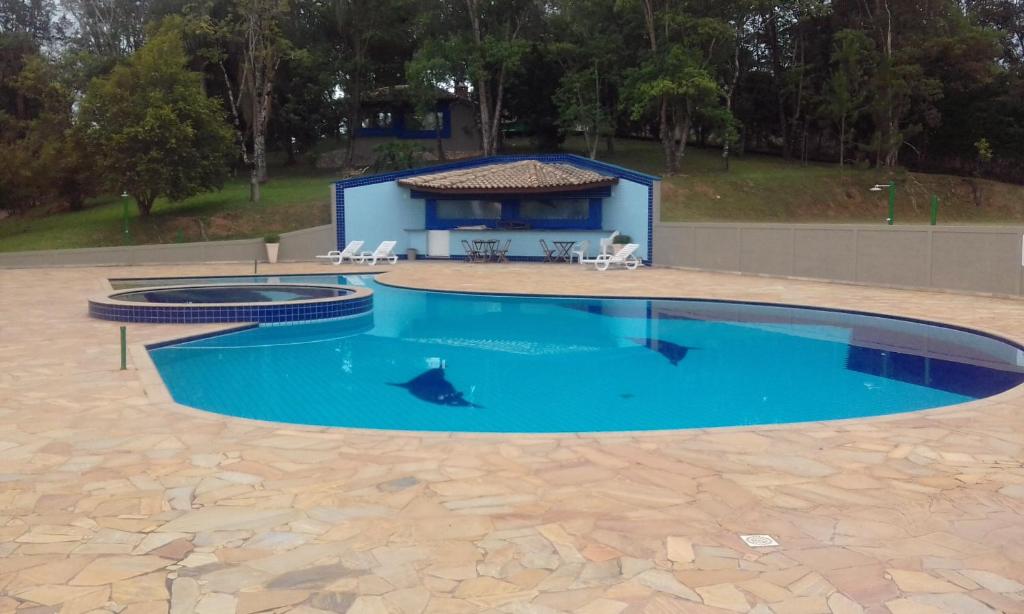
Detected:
[120,326,127,370]
[887,181,896,225]
[122,192,131,240]
[930,195,939,225]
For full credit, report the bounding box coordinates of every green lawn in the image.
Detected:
[553,138,1024,224]
[4,139,1024,252]
[0,167,336,252]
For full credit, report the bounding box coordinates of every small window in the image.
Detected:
[361,111,393,129]
[436,200,502,219]
[519,198,589,220]
[407,111,443,131]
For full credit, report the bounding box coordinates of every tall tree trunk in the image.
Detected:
[253,84,270,184]
[434,106,446,160]
[764,7,790,159]
[466,0,497,156]
[477,78,494,155]
[722,18,742,171]
[134,193,154,217]
[642,0,679,173]
[879,0,899,167]
[659,98,678,174]
[344,41,366,166]
[839,114,846,168]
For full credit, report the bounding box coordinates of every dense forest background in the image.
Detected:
[2,0,1024,216]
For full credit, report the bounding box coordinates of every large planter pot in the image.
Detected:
[265,243,280,264]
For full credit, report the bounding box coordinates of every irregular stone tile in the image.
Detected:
[383,587,430,614]
[347,596,390,614]
[310,592,358,612]
[157,507,296,533]
[236,590,309,614]
[454,577,522,599]
[244,531,311,551]
[826,592,863,614]
[266,562,359,590]
[961,569,1024,593]
[886,569,965,594]
[905,593,999,614]
[121,600,170,614]
[168,577,199,614]
[884,598,945,614]
[14,585,107,607]
[574,598,628,614]
[69,555,168,586]
[633,570,699,602]
[694,583,749,612]
[149,539,194,561]
[132,533,190,556]
[582,544,622,563]
[194,592,237,614]
[50,585,109,614]
[111,571,170,604]
[666,537,694,564]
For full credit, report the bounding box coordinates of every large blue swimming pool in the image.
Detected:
[143,274,1024,433]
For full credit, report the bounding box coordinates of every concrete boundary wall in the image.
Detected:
[0,224,335,268]
[655,222,1024,297]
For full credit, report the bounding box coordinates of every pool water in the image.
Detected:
[148,275,1024,433]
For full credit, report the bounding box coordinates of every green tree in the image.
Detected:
[554,66,606,158]
[823,29,873,168]
[621,0,731,173]
[412,0,538,156]
[406,53,454,160]
[79,22,234,217]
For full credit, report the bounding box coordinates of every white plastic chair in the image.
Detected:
[316,240,364,265]
[590,243,640,271]
[354,240,399,265]
[570,240,590,265]
[599,230,620,255]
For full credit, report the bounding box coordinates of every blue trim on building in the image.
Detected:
[334,153,659,264]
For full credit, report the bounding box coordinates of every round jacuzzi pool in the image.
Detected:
[116,285,350,304]
[89,284,372,324]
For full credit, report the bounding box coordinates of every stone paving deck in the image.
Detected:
[1,261,1023,614]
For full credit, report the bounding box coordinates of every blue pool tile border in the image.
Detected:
[89,288,373,325]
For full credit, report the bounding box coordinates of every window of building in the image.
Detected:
[518,198,589,220]
[435,200,502,219]
[406,111,443,131]
[361,111,393,129]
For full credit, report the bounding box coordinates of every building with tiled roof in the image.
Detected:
[397,160,618,194]
[332,155,660,263]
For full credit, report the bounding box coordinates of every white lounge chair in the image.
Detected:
[599,231,620,255]
[316,240,364,265]
[589,243,640,271]
[570,240,590,265]
[354,240,399,265]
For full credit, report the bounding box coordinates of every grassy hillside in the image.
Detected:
[569,140,1024,225]
[0,167,336,253]
[3,139,1024,252]
[554,138,1024,225]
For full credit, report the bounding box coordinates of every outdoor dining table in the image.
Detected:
[473,239,499,262]
[552,240,576,263]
